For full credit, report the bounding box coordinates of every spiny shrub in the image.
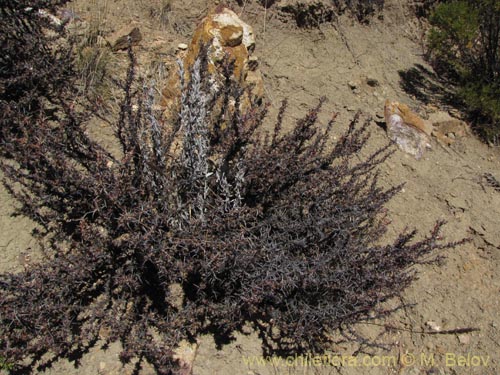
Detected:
[0,2,459,375]
[0,0,75,155]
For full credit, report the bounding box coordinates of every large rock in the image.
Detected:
[160,6,264,118]
[384,100,432,160]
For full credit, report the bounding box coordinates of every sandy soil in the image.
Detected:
[1,0,499,374]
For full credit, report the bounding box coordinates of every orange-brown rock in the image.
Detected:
[384,100,432,159]
[160,7,264,119]
[384,100,433,136]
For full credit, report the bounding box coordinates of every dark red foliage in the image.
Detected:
[0,2,461,374]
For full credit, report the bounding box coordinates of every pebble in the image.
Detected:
[366,77,379,87]
[458,334,470,345]
[425,321,441,332]
[178,43,188,50]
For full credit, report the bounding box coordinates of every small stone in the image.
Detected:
[458,334,470,345]
[462,262,473,272]
[178,43,188,50]
[111,27,142,51]
[426,368,441,375]
[348,80,358,90]
[435,345,446,354]
[99,362,106,370]
[366,77,379,87]
[425,321,441,332]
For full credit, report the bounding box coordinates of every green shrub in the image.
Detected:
[427,0,500,143]
[459,80,500,142]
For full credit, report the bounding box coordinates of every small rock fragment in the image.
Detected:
[458,334,470,345]
[425,321,441,332]
[178,42,188,50]
[366,77,379,87]
[111,27,142,51]
[426,368,441,375]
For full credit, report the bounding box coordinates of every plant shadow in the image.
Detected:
[398,63,462,110]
